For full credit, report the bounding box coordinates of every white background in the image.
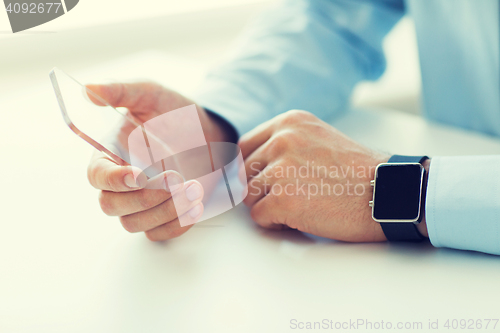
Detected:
[4,2,494,333]
[0,0,269,35]
[0,0,421,113]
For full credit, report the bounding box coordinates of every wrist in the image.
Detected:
[204,108,239,144]
[362,154,391,242]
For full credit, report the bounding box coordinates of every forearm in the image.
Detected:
[194,0,405,136]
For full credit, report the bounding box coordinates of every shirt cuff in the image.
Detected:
[194,77,272,138]
[426,155,500,255]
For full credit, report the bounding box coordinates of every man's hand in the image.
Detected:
[86,82,230,241]
[239,110,394,242]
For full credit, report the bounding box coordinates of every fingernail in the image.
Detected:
[167,175,183,192]
[124,174,139,188]
[189,204,202,218]
[186,183,202,201]
[135,172,148,188]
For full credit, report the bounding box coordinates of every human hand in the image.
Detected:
[239,110,393,242]
[86,82,231,240]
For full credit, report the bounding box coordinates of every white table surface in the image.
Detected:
[2,51,500,333]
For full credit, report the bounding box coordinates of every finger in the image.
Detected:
[98,171,184,216]
[243,130,291,182]
[250,194,287,230]
[85,82,164,112]
[243,144,269,182]
[243,165,274,208]
[119,180,204,233]
[88,151,147,192]
[144,203,204,241]
[238,161,249,185]
[238,118,276,158]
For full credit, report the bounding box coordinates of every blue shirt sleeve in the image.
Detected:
[193,0,405,136]
[426,156,500,255]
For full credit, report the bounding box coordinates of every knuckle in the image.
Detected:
[238,136,249,151]
[136,190,157,210]
[280,109,314,124]
[161,200,179,221]
[266,132,291,154]
[308,122,331,138]
[279,155,298,170]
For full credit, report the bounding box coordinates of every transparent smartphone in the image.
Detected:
[50,67,248,226]
[50,67,137,166]
[49,67,175,179]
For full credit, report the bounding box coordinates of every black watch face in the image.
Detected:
[373,164,424,221]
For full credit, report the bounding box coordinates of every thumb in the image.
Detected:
[85,82,164,112]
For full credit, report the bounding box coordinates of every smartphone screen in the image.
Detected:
[50,67,135,167]
[49,68,249,225]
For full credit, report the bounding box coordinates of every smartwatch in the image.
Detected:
[369,155,429,242]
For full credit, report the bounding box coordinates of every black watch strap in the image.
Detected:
[387,155,429,164]
[381,222,425,242]
[379,155,429,242]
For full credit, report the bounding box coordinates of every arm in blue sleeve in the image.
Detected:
[426,156,500,255]
[194,0,405,137]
